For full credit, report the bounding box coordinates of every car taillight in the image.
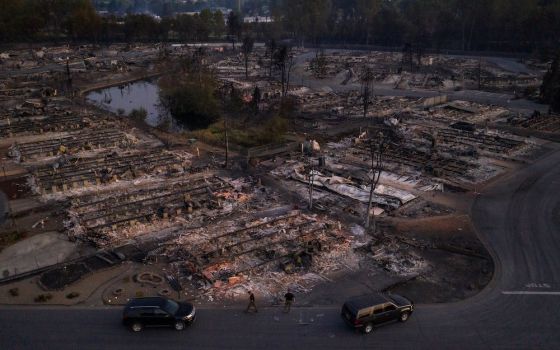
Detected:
[353,319,362,325]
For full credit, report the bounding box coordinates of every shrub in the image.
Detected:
[34,293,53,303]
[0,231,23,250]
[159,73,220,130]
[66,292,80,299]
[129,108,147,122]
[257,116,288,144]
[541,52,560,112]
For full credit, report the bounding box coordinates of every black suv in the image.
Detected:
[122,297,196,332]
[341,293,414,334]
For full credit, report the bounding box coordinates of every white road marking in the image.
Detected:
[525,283,551,288]
[502,291,560,295]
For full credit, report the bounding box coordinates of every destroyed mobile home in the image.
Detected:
[0,43,554,306]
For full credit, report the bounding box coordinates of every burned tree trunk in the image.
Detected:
[274,45,295,98]
[360,66,374,119]
[242,36,255,79]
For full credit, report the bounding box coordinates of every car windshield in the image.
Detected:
[162,299,180,315]
[389,295,408,305]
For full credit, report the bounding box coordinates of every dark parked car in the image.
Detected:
[341,293,414,334]
[122,297,196,332]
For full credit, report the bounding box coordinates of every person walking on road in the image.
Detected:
[284,290,295,313]
[246,291,258,313]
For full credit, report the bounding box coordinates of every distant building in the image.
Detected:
[243,16,273,24]
[175,7,230,24]
[175,11,201,16]
[96,10,111,17]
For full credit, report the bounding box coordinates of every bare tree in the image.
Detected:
[310,49,327,78]
[223,83,241,169]
[265,38,277,78]
[274,45,295,97]
[365,131,386,230]
[360,66,374,119]
[416,46,424,72]
[252,85,261,114]
[401,43,414,72]
[285,55,295,97]
[66,59,73,94]
[241,35,255,79]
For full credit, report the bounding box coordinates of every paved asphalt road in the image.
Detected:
[0,191,7,226]
[1,147,559,349]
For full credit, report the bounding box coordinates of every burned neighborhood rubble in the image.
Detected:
[304,50,541,93]
[156,210,352,300]
[0,43,554,307]
[508,111,560,134]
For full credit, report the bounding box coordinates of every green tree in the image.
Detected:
[400,0,446,48]
[258,116,288,144]
[159,59,220,130]
[174,14,196,41]
[278,0,332,45]
[64,0,102,41]
[129,107,148,122]
[227,11,242,49]
[197,9,214,40]
[357,0,381,45]
[212,10,226,38]
[124,14,160,41]
[541,52,560,112]
[227,84,245,116]
[0,0,44,41]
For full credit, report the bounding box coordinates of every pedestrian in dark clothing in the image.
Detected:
[246,291,258,313]
[284,291,295,313]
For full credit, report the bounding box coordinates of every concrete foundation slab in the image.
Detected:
[0,232,87,278]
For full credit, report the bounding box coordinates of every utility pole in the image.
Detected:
[224,115,229,169]
[361,66,374,119]
[2,165,19,234]
[224,83,237,169]
[478,56,482,90]
[308,156,315,210]
[66,59,72,95]
[365,132,385,231]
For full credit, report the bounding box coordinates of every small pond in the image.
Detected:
[86,79,179,130]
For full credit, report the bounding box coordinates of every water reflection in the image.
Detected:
[86,79,179,130]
